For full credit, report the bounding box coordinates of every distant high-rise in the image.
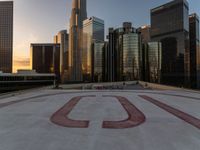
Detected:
[102,41,111,82]
[138,25,151,44]
[147,42,162,83]
[151,0,190,87]
[107,22,141,81]
[92,41,105,82]
[82,16,104,81]
[140,42,162,83]
[54,30,69,83]
[189,13,200,89]
[0,1,13,73]
[30,44,60,80]
[68,0,87,82]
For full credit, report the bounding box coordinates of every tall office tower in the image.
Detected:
[68,0,87,82]
[151,0,190,87]
[102,41,111,82]
[83,17,104,81]
[30,44,60,80]
[189,13,200,89]
[0,1,13,73]
[140,43,149,82]
[138,25,151,81]
[92,41,105,82]
[106,28,115,82]
[54,30,69,83]
[147,42,162,83]
[107,22,141,81]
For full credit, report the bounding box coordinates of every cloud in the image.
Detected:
[14,58,30,66]
[13,57,31,73]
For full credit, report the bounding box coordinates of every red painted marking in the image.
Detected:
[102,96,146,129]
[139,95,200,130]
[50,95,95,128]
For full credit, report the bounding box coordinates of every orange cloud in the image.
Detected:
[13,58,30,73]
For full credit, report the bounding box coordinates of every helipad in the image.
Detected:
[0,88,200,150]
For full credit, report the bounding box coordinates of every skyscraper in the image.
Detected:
[138,25,151,82]
[68,0,87,82]
[30,44,60,80]
[92,41,105,82]
[189,13,200,88]
[82,16,104,81]
[107,22,141,81]
[54,30,69,83]
[147,42,162,83]
[138,25,151,44]
[0,1,13,73]
[151,0,190,87]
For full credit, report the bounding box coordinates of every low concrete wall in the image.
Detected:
[61,81,138,90]
[139,81,183,91]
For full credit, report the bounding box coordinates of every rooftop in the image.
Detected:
[0,83,200,150]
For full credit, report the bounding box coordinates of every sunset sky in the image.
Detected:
[5,0,200,72]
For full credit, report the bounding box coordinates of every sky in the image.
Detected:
[2,0,199,72]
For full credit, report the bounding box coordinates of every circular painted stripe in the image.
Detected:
[139,95,200,130]
[102,96,146,129]
[50,95,95,128]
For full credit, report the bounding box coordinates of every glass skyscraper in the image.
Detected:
[0,1,13,73]
[140,41,162,83]
[123,33,140,81]
[92,41,105,82]
[107,22,141,81]
[54,30,69,83]
[148,42,162,83]
[82,17,104,82]
[189,13,200,88]
[68,0,87,82]
[151,0,190,87]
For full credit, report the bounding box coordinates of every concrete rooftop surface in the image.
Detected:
[0,86,200,150]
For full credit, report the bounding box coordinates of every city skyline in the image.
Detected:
[1,0,200,149]
[9,0,200,72]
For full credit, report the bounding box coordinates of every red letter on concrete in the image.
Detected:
[102,96,146,129]
[139,95,200,130]
[50,96,95,128]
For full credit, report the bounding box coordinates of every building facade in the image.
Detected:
[0,1,13,73]
[30,44,60,80]
[102,41,112,82]
[54,30,69,83]
[148,42,162,83]
[122,33,140,81]
[107,22,141,82]
[189,13,200,88]
[68,0,87,82]
[92,41,105,82]
[138,25,151,44]
[82,17,104,81]
[151,0,190,87]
